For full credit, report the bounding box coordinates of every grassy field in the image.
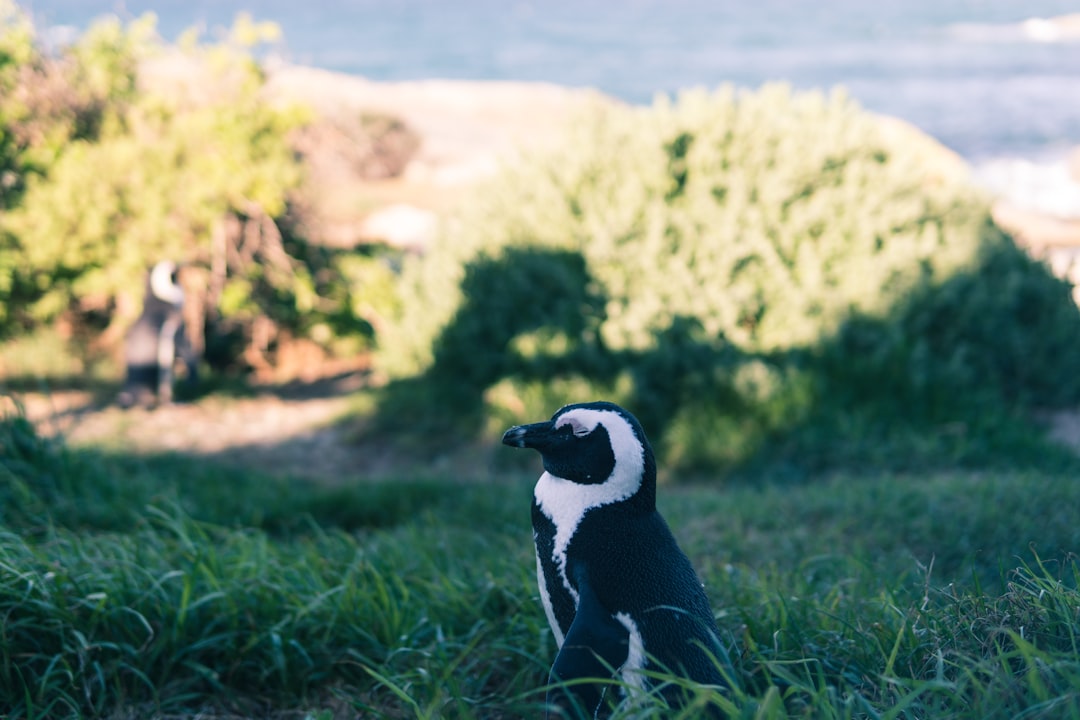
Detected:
[2,411,1080,719]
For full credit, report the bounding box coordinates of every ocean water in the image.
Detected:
[18,0,1080,212]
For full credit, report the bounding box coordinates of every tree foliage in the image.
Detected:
[0,4,376,374]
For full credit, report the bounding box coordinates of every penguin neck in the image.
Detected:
[535,467,655,519]
[536,433,650,512]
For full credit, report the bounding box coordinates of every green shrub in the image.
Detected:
[0,7,379,376]
[377,85,1080,472]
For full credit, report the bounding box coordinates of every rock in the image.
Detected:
[357,203,438,251]
[290,112,420,183]
[263,64,617,201]
[993,202,1080,249]
[285,111,423,247]
[978,157,1080,220]
[265,64,613,175]
[257,63,618,249]
[140,56,616,249]
[981,150,1080,302]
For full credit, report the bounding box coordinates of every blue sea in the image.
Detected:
[18,0,1080,211]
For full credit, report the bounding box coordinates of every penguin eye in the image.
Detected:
[556,416,592,438]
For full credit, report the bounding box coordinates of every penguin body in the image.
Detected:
[118,261,197,408]
[503,401,735,717]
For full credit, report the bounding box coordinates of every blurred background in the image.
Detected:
[23,1,1080,177]
[7,5,1080,718]
[3,0,1080,476]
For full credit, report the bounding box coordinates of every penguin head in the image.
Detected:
[503,401,656,506]
[149,260,185,306]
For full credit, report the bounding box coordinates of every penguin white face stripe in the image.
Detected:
[534,408,645,607]
[150,261,184,306]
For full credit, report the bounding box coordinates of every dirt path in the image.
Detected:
[3,374,412,481]
[9,380,1080,484]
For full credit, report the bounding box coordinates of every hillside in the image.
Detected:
[7,59,1080,475]
[264,63,617,250]
[263,64,1080,259]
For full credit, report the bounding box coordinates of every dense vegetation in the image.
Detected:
[0,3,390,379]
[377,86,1080,474]
[4,4,1080,477]
[3,413,1080,718]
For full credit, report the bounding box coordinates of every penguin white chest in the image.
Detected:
[533,471,591,640]
[533,462,642,638]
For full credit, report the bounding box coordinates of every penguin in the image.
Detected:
[502,401,737,718]
[117,260,198,408]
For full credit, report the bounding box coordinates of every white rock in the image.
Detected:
[357,203,437,250]
[976,157,1080,220]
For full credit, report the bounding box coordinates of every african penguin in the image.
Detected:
[118,261,198,408]
[502,401,737,717]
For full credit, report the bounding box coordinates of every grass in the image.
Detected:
[0,328,120,394]
[3,411,1080,718]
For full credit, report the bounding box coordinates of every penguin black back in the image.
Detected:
[503,401,736,717]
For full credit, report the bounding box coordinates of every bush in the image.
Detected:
[377,85,1080,473]
[0,6,381,377]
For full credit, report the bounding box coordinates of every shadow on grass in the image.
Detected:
[0,411,526,537]
[1,366,376,480]
[3,365,371,403]
[370,222,1080,478]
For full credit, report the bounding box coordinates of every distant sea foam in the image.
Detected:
[948,14,1080,44]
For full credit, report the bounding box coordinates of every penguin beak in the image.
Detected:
[502,421,556,449]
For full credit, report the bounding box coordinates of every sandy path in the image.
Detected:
[4,375,397,481]
[9,383,1080,484]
